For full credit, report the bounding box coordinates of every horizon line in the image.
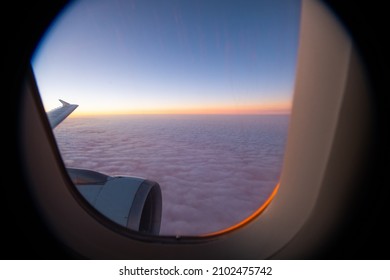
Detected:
[68,112,291,118]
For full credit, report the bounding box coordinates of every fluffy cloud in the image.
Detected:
[55,115,288,236]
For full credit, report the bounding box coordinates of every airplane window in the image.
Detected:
[31,0,300,236]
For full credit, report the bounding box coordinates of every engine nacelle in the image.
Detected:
[67,168,162,235]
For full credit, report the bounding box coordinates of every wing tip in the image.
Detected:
[59,99,70,106]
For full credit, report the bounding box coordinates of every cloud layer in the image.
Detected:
[54,115,289,236]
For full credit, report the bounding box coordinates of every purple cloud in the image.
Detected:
[54,115,288,236]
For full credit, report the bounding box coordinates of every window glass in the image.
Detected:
[32,0,301,236]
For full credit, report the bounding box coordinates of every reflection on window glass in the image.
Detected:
[32,0,301,236]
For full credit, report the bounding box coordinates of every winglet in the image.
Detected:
[47,99,78,129]
[59,99,70,106]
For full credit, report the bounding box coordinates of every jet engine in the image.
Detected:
[67,168,162,235]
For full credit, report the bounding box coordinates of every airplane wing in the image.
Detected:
[47,99,78,129]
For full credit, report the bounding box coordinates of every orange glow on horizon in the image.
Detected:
[69,103,291,117]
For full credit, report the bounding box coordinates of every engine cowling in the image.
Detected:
[67,168,162,235]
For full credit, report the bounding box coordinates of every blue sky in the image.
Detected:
[32,0,301,115]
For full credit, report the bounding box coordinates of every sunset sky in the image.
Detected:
[32,0,301,116]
